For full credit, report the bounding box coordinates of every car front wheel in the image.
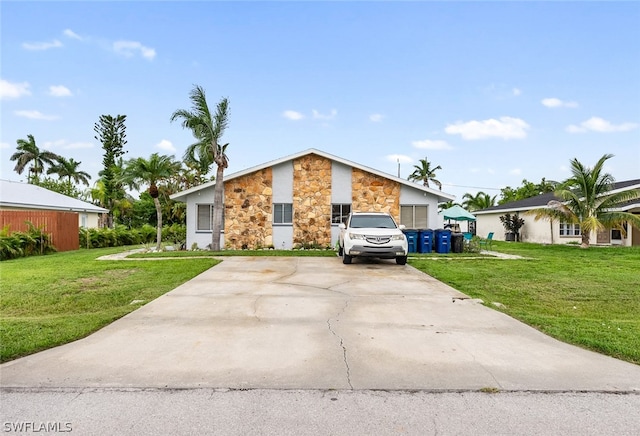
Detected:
[342,250,352,264]
[396,256,407,265]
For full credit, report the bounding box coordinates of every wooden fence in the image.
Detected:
[0,210,79,252]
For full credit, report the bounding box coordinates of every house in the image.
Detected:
[0,179,109,251]
[473,179,640,246]
[170,149,455,250]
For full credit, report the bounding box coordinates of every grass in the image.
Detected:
[409,241,640,365]
[0,247,219,362]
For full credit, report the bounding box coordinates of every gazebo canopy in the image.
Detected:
[440,205,476,221]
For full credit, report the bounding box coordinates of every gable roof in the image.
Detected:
[170,148,456,202]
[474,179,640,215]
[0,179,109,213]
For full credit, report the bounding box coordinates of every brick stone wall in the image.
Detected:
[224,168,273,249]
[351,168,400,221]
[292,154,332,247]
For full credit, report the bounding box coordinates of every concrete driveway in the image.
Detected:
[2,257,639,391]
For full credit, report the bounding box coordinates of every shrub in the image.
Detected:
[0,222,56,261]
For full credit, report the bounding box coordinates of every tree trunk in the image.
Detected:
[581,232,590,249]
[211,164,224,251]
[154,197,163,251]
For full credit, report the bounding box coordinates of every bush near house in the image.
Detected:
[78,224,186,249]
[0,222,57,261]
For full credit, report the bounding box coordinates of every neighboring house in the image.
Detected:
[0,179,109,251]
[171,149,455,250]
[474,179,640,246]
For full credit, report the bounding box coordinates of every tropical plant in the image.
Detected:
[499,213,525,241]
[408,157,442,190]
[10,135,60,183]
[171,85,230,251]
[462,191,497,211]
[47,156,91,186]
[94,115,128,228]
[499,178,559,205]
[530,154,640,248]
[123,153,182,250]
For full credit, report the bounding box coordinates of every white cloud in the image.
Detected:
[445,117,530,140]
[0,79,31,100]
[113,40,156,60]
[43,139,93,150]
[22,39,63,51]
[48,85,72,97]
[386,154,413,164]
[283,110,304,120]
[512,88,522,96]
[566,116,638,133]
[542,97,578,108]
[15,110,59,121]
[369,113,384,122]
[509,168,522,175]
[411,139,453,150]
[156,139,176,152]
[63,29,82,40]
[0,142,10,149]
[312,109,337,120]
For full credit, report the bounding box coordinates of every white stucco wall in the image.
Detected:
[272,162,294,249]
[184,184,222,250]
[399,185,442,229]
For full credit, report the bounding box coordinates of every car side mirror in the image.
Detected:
[339,223,346,230]
[398,224,406,230]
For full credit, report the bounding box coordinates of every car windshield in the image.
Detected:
[349,215,397,229]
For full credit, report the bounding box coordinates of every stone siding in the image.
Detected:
[292,155,332,247]
[351,169,400,221]
[224,168,273,249]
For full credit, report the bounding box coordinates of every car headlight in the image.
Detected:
[349,233,366,240]
[391,234,405,241]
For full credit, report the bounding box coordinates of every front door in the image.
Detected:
[596,229,610,244]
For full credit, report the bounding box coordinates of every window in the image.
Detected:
[559,221,581,236]
[197,204,213,231]
[400,205,428,229]
[274,203,293,224]
[332,204,351,225]
[80,214,88,228]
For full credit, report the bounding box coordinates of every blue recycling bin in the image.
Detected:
[403,229,418,253]
[435,229,451,253]
[418,229,433,253]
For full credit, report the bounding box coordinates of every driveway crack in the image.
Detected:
[327,299,353,389]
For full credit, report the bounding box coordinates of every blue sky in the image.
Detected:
[1,1,639,201]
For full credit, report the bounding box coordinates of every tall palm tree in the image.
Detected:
[10,134,60,182]
[123,153,182,250]
[462,191,497,211]
[531,154,640,248]
[47,156,92,186]
[408,157,442,190]
[171,85,230,251]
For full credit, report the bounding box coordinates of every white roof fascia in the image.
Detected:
[170,148,456,202]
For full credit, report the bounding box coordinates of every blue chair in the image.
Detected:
[479,232,494,251]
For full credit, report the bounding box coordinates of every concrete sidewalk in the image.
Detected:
[1,257,639,391]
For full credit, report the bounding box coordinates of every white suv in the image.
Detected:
[338,212,408,265]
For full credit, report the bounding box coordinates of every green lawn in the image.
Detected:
[409,242,640,365]
[0,247,219,362]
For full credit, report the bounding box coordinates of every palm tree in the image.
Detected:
[123,153,182,250]
[531,154,640,248]
[47,156,92,186]
[462,191,497,211]
[10,135,60,182]
[171,85,230,251]
[408,157,442,190]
